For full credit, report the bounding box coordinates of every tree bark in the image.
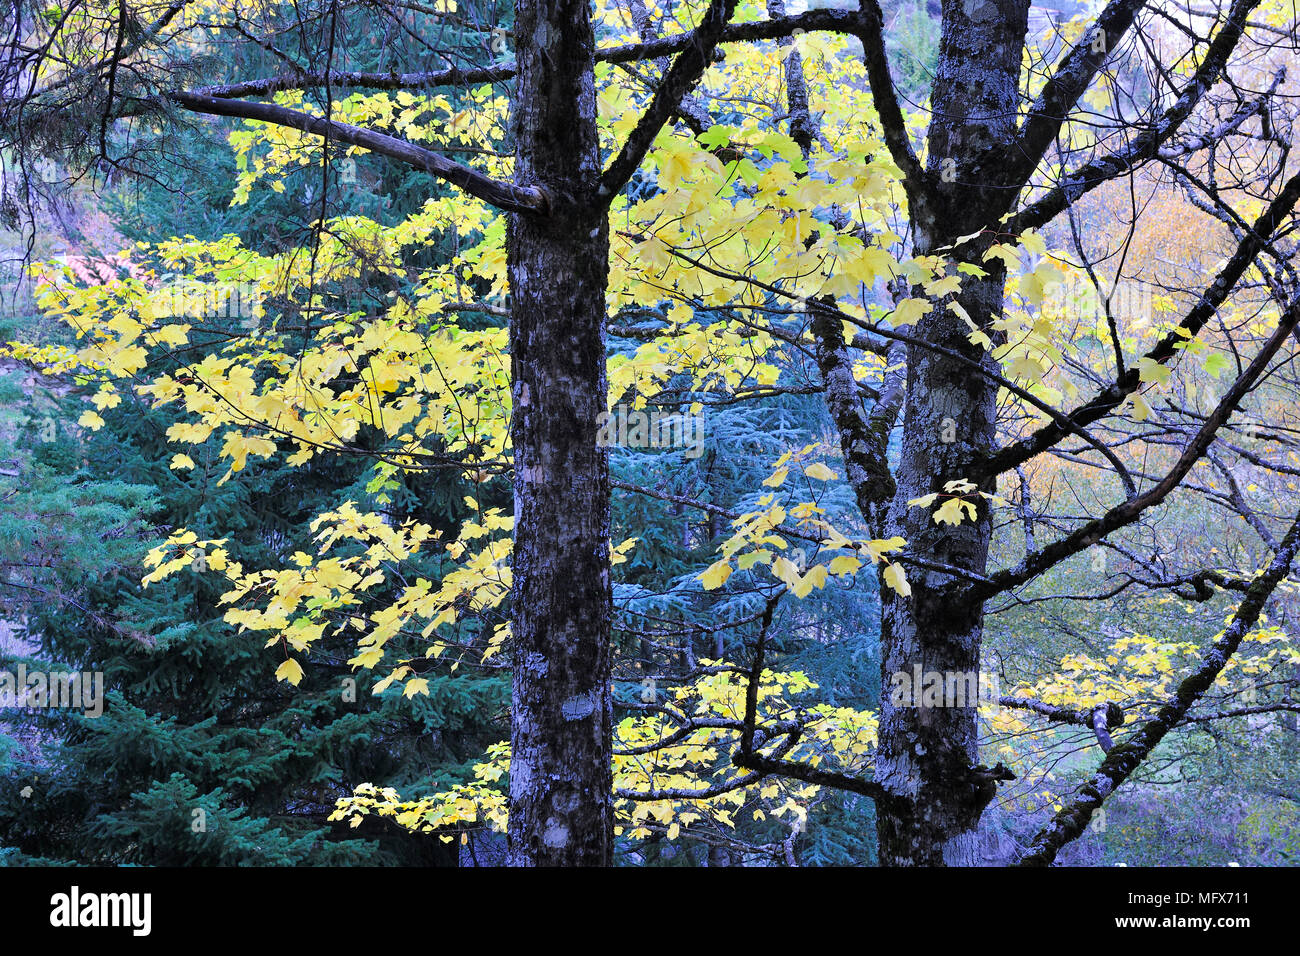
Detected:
[506,0,614,866]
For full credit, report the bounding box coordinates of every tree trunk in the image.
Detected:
[875,259,1007,865]
[506,0,614,866]
[874,0,1029,865]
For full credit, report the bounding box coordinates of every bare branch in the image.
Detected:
[599,0,739,201]
[165,90,547,214]
[192,9,866,101]
[982,169,1300,481]
[1006,0,1268,234]
[1002,0,1152,187]
[976,298,1300,601]
[1017,502,1300,866]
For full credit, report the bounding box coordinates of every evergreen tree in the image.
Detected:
[1,33,512,860]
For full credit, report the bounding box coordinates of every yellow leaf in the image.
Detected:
[883,562,911,598]
[983,244,1020,269]
[151,324,191,347]
[933,498,976,526]
[1020,231,1048,256]
[1006,353,1047,382]
[763,467,789,488]
[828,555,861,575]
[275,658,305,686]
[891,298,932,327]
[1138,357,1172,385]
[793,563,828,598]
[403,678,431,698]
[772,556,801,589]
[700,560,733,590]
[865,536,906,562]
[658,145,694,185]
[845,246,897,287]
[1125,392,1152,421]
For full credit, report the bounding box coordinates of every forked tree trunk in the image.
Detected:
[874,0,1030,865]
[506,0,614,866]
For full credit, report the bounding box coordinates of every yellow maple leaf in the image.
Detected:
[275,658,305,686]
[883,562,911,598]
[700,560,732,590]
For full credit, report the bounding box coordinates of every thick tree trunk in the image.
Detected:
[875,259,1007,865]
[873,0,1029,865]
[506,0,614,866]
